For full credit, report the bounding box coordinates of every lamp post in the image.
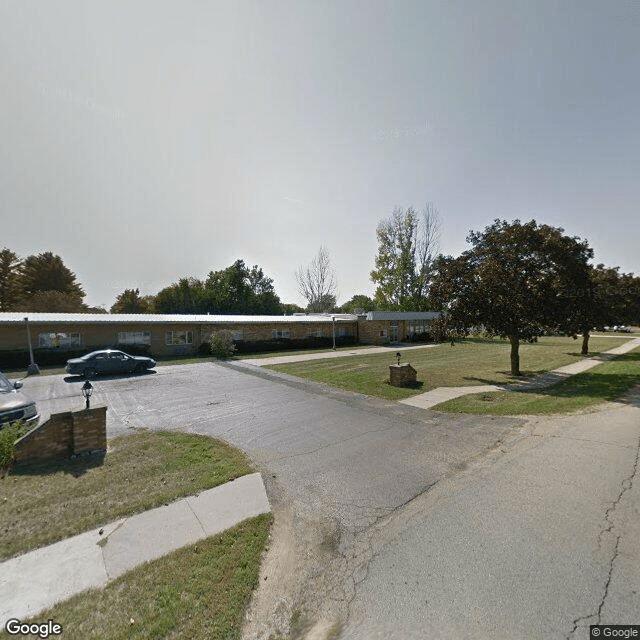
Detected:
[24,317,40,375]
[396,351,401,365]
[82,380,93,410]
[332,315,336,350]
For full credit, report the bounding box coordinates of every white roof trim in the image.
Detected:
[0,312,358,325]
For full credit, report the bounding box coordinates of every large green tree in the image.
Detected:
[16,252,86,311]
[370,204,440,311]
[338,294,376,314]
[429,219,593,376]
[19,252,85,298]
[559,264,640,355]
[0,248,22,311]
[154,277,207,314]
[110,288,154,314]
[154,260,281,315]
[205,260,281,314]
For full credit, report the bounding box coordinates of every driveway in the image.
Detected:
[21,362,640,638]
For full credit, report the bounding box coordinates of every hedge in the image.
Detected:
[0,345,151,370]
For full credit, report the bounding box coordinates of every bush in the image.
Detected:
[209,330,237,359]
[0,421,29,471]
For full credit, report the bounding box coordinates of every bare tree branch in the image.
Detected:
[295,246,338,312]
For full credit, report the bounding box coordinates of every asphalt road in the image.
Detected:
[21,361,640,639]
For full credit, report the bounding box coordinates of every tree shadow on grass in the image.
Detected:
[462,373,543,386]
[10,450,106,478]
[507,371,640,405]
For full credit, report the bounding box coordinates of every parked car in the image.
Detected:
[0,372,39,427]
[613,325,632,333]
[65,350,156,378]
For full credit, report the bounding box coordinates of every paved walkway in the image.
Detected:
[0,473,270,628]
[400,337,640,410]
[240,343,438,366]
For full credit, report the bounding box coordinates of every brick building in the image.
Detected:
[0,311,441,358]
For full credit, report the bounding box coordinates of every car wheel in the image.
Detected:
[134,364,144,374]
[83,368,97,379]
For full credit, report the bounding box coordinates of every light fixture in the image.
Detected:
[81,380,93,409]
[396,352,401,365]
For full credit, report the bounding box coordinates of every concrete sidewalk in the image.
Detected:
[400,337,640,410]
[0,472,270,628]
[241,343,439,366]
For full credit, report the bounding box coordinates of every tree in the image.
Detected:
[338,294,376,314]
[295,246,338,313]
[153,260,281,315]
[0,248,22,311]
[429,219,593,376]
[557,264,640,355]
[370,204,440,310]
[110,288,154,314]
[16,290,88,312]
[16,252,85,310]
[205,260,281,314]
[154,277,207,314]
[281,303,306,315]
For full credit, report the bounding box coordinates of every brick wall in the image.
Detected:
[358,319,392,345]
[0,320,359,357]
[14,406,107,466]
[389,363,417,387]
[200,320,355,345]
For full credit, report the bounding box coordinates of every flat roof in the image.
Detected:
[366,311,442,321]
[0,312,358,325]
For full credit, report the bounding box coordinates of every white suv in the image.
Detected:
[0,372,39,428]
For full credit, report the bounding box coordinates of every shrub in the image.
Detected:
[209,330,237,359]
[0,421,29,471]
[0,345,153,370]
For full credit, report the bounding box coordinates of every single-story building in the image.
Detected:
[0,311,441,360]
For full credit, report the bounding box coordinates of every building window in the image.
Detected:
[273,329,292,339]
[165,330,193,345]
[38,332,81,348]
[118,331,151,345]
[379,330,387,338]
[335,328,348,337]
[409,321,429,335]
[307,330,323,338]
[232,330,244,341]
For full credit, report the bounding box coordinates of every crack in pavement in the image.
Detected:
[568,428,640,639]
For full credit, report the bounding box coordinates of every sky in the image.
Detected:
[1,0,639,310]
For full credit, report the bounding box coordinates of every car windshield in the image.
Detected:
[0,373,14,393]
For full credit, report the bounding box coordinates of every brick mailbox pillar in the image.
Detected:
[14,406,107,467]
[389,363,417,387]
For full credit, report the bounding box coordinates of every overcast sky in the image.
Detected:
[2,0,639,309]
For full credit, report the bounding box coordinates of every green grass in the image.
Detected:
[234,343,374,360]
[432,348,640,415]
[0,514,272,640]
[0,430,254,561]
[267,336,631,401]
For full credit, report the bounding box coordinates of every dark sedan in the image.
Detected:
[65,350,156,378]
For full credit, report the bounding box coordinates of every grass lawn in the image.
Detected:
[432,348,640,415]
[0,513,272,640]
[0,430,254,561]
[267,336,631,401]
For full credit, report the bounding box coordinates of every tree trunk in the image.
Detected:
[581,330,590,356]
[509,335,521,376]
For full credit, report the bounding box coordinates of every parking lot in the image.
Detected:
[15,361,640,638]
